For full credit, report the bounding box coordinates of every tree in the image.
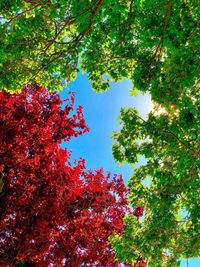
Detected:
[110,84,200,266]
[0,0,199,265]
[0,84,130,266]
[0,0,198,94]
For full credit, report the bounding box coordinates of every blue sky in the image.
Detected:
[60,73,200,267]
[60,72,153,185]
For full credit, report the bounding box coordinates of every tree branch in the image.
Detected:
[136,113,195,153]
[41,0,103,53]
[128,0,134,21]
[30,0,104,80]
[72,0,104,48]
[149,0,173,69]
[2,2,48,32]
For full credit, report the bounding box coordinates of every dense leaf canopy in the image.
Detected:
[0,84,130,266]
[0,0,199,95]
[0,0,199,266]
[110,83,200,266]
[108,1,199,265]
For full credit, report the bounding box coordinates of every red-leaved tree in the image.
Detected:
[0,84,129,266]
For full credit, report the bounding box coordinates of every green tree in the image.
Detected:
[110,85,200,266]
[0,0,199,93]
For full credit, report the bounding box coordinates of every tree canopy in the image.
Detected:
[110,83,200,266]
[0,84,130,266]
[0,0,199,266]
[107,2,199,265]
[0,0,199,95]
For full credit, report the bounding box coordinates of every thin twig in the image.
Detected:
[42,17,73,54]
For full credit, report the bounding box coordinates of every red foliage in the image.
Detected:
[132,206,144,220]
[0,84,129,266]
[133,257,147,267]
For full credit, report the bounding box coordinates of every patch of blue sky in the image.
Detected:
[60,72,153,185]
[181,258,200,267]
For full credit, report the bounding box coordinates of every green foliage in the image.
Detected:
[111,85,200,265]
[0,0,199,93]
